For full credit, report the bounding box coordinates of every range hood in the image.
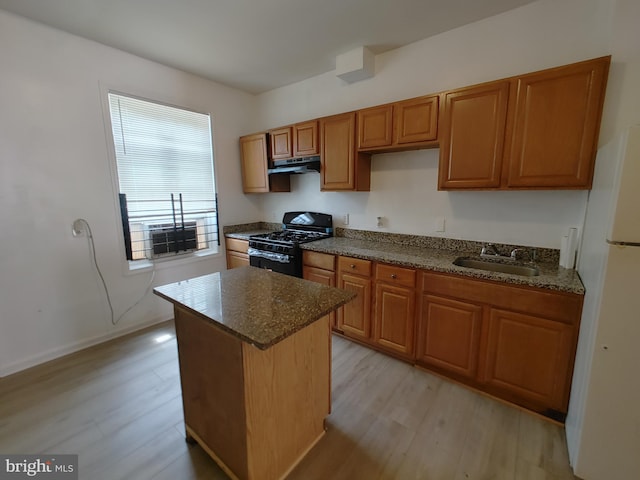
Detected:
[268,155,321,175]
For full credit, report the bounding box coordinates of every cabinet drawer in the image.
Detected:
[225,238,249,254]
[338,256,372,276]
[303,251,335,271]
[375,264,416,288]
[421,271,582,324]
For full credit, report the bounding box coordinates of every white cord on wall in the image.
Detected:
[74,218,155,326]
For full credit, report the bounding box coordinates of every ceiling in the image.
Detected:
[0,0,537,94]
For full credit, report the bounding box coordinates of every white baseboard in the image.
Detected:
[0,315,173,378]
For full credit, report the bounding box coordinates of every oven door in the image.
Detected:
[247,247,301,277]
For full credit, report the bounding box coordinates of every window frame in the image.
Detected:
[100,84,221,274]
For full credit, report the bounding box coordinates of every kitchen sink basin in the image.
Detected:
[453,257,540,276]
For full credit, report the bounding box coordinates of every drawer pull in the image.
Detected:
[391,274,397,279]
[350,264,356,269]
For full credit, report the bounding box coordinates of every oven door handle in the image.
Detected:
[247,247,292,264]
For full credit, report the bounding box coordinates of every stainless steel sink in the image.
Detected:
[453,257,540,276]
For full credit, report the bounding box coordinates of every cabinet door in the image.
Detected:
[416,295,482,379]
[481,308,574,412]
[337,272,372,339]
[239,133,269,193]
[395,95,438,144]
[239,133,290,193]
[321,112,371,191]
[226,251,249,269]
[293,121,319,156]
[270,127,293,159]
[303,266,337,328]
[506,57,609,188]
[225,238,249,269]
[438,81,510,189]
[358,105,393,149]
[373,283,415,357]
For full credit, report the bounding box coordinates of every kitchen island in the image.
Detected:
[153,266,354,480]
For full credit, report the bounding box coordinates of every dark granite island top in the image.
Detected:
[153,266,355,480]
[153,266,355,349]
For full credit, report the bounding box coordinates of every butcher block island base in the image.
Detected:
[153,267,355,480]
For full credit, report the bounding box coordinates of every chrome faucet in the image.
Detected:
[480,244,501,257]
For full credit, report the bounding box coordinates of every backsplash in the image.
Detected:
[223,223,560,264]
[335,228,560,264]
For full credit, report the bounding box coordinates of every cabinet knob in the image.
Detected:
[391,274,397,279]
[350,264,356,269]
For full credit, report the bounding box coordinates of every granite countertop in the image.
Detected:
[225,230,272,241]
[301,237,584,294]
[153,267,355,349]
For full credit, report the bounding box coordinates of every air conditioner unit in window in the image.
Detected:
[147,221,198,257]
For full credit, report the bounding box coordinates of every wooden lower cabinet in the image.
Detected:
[337,272,372,339]
[418,270,581,419]
[373,264,416,358]
[306,253,582,420]
[416,295,482,379]
[303,251,337,328]
[225,238,249,269]
[336,256,372,339]
[480,308,574,413]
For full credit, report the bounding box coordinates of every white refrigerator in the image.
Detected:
[568,125,640,479]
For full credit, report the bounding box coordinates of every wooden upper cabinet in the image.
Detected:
[240,133,270,193]
[293,121,319,156]
[438,81,510,189]
[239,133,290,193]
[269,127,293,160]
[440,56,610,191]
[395,95,438,144]
[357,96,439,152]
[358,105,394,149]
[506,56,610,188]
[321,112,371,191]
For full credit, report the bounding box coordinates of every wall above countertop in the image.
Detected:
[247,0,611,250]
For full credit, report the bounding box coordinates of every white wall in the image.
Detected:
[252,0,613,249]
[566,0,640,478]
[0,10,259,376]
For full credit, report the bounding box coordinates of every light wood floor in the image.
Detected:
[0,321,577,480]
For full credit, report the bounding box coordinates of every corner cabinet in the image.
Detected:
[320,112,371,191]
[225,237,250,269]
[239,133,290,193]
[439,56,610,190]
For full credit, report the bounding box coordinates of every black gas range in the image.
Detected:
[248,212,333,277]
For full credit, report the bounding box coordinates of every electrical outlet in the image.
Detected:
[343,213,349,225]
[434,217,445,232]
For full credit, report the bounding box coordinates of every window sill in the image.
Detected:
[125,248,221,275]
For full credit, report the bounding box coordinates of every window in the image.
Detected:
[107,92,219,262]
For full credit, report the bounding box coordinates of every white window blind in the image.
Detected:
[108,92,218,260]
